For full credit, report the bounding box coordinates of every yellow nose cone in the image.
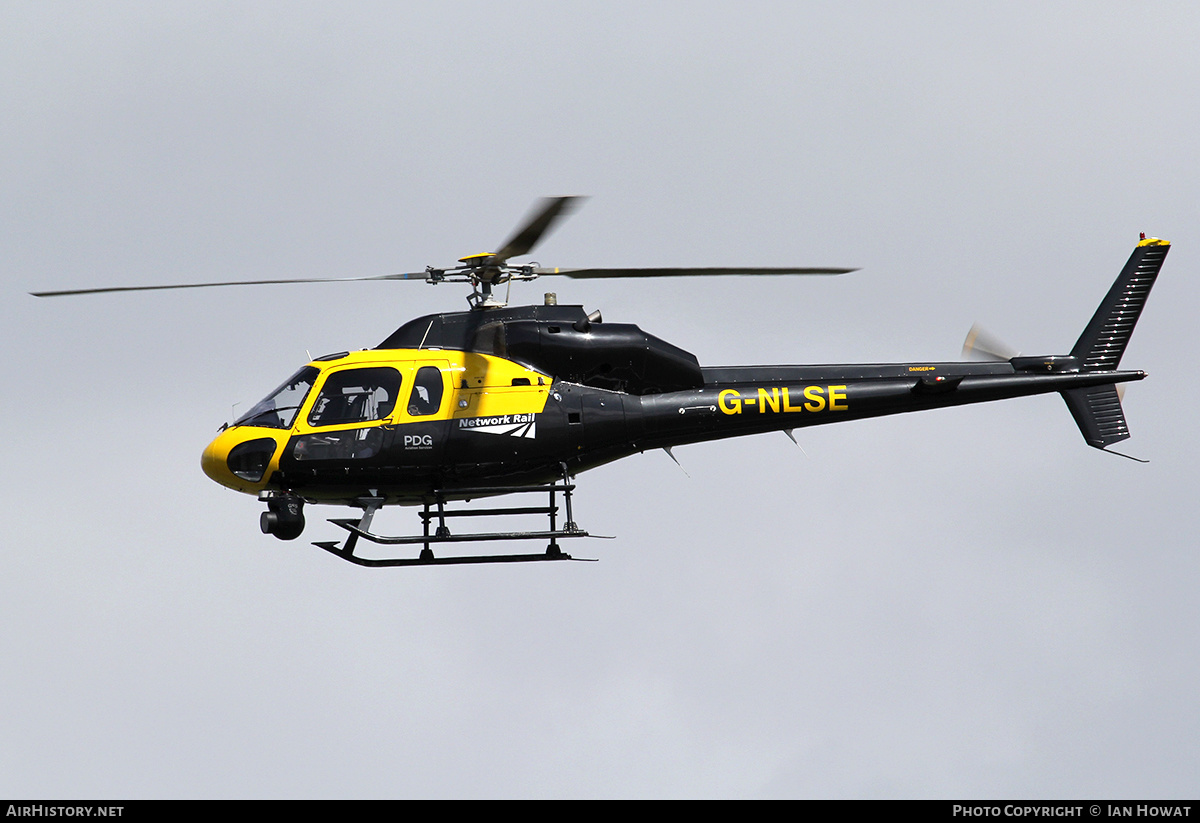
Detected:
[201,428,239,489]
[201,427,282,495]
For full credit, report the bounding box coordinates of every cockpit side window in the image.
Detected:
[236,366,319,429]
[407,366,445,416]
[307,367,402,427]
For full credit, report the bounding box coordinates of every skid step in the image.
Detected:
[329,519,598,546]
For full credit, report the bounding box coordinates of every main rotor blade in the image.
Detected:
[531,266,856,279]
[490,196,585,265]
[30,272,430,297]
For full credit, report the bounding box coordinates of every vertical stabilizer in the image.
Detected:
[1071,238,1169,371]
[1062,384,1129,447]
[1060,237,1168,453]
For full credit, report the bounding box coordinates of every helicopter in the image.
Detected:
[33,198,1169,567]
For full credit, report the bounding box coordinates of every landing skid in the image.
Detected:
[312,466,610,567]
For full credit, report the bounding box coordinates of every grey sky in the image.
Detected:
[3,1,1198,798]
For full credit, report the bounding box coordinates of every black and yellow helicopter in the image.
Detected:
[33,198,1169,566]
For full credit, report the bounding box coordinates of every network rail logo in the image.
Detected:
[457,413,536,438]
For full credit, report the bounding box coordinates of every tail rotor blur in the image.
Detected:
[961,323,1020,361]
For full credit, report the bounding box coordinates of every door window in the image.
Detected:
[407,366,445,416]
[307,367,402,427]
